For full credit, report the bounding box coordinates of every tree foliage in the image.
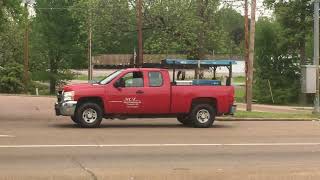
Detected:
[142,0,230,59]
[253,0,314,104]
[264,0,313,64]
[0,62,24,93]
[31,0,81,93]
[0,0,24,66]
[72,0,243,59]
[254,18,301,104]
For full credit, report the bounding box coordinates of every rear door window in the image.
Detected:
[148,72,163,87]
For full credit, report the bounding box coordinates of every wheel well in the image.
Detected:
[76,97,104,111]
[191,97,217,111]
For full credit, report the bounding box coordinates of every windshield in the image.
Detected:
[99,70,124,85]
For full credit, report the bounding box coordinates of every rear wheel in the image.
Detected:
[75,102,103,128]
[190,104,215,128]
[177,115,190,126]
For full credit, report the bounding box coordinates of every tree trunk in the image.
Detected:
[196,0,207,60]
[194,0,207,79]
[49,58,57,94]
[299,40,307,105]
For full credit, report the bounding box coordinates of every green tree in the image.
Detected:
[265,0,313,64]
[72,0,136,56]
[254,18,301,104]
[264,0,313,104]
[143,0,227,58]
[0,0,27,93]
[0,62,24,93]
[215,7,244,55]
[31,0,83,94]
[0,0,24,66]
[72,0,241,61]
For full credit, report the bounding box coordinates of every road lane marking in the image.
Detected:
[0,135,15,138]
[1,143,320,148]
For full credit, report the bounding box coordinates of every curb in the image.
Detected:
[217,117,319,121]
[0,94,55,98]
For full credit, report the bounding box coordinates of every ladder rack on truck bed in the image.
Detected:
[160,59,237,86]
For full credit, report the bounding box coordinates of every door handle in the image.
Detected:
[136,90,144,94]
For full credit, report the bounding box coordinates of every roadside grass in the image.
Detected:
[235,87,245,103]
[234,110,318,119]
[75,75,105,81]
[233,76,245,83]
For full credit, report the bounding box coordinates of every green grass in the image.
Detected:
[233,76,245,83]
[235,87,245,103]
[234,110,318,119]
[74,75,105,81]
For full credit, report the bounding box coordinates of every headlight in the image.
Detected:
[63,91,75,101]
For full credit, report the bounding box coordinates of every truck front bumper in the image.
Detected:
[55,101,77,116]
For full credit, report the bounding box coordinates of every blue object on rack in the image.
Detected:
[192,80,221,86]
[164,59,237,66]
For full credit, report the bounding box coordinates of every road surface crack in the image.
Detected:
[71,157,98,180]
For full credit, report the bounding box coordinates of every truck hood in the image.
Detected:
[63,83,99,92]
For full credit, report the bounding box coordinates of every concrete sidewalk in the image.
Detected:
[236,103,312,113]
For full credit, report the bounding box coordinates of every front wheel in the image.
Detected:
[75,102,103,128]
[190,104,215,128]
[71,115,79,124]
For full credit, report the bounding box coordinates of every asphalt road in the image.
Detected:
[1,95,320,180]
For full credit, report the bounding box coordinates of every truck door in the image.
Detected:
[140,71,170,114]
[107,71,145,114]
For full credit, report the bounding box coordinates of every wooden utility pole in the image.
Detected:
[137,0,143,66]
[88,7,93,81]
[244,0,249,104]
[313,0,320,113]
[24,2,29,91]
[247,0,256,111]
[88,25,93,81]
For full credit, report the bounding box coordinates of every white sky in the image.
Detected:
[220,0,273,18]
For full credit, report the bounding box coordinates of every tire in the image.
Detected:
[190,104,215,128]
[75,102,103,128]
[71,115,79,124]
[177,115,190,126]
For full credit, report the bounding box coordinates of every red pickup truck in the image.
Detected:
[55,68,236,128]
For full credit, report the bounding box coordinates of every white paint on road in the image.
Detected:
[1,142,320,148]
[0,135,15,138]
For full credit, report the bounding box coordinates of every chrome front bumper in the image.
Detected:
[55,101,77,116]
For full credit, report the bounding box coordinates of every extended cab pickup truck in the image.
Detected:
[55,68,236,128]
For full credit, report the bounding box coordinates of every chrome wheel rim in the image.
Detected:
[196,109,210,123]
[82,108,97,124]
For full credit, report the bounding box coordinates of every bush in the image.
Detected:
[0,63,24,93]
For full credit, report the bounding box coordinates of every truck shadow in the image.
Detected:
[52,123,233,129]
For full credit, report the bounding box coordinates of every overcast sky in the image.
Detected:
[220,0,273,18]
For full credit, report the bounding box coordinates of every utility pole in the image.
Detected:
[244,0,249,104]
[23,2,30,91]
[88,9,93,81]
[137,0,143,66]
[313,0,320,113]
[247,0,256,111]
